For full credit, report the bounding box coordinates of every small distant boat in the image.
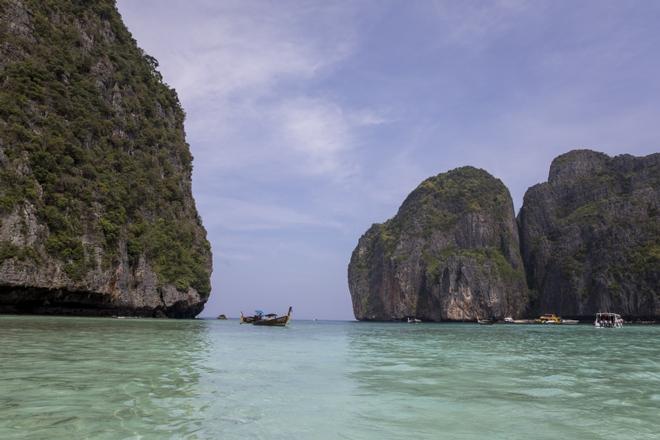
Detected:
[594,312,623,328]
[504,317,515,324]
[407,317,422,323]
[252,307,292,327]
[477,319,494,325]
[217,314,227,320]
[535,314,562,324]
[561,319,579,325]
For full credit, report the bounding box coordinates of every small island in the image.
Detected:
[349,150,659,321]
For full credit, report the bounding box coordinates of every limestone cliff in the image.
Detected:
[518,150,659,318]
[348,167,528,321]
[0,0,212,317]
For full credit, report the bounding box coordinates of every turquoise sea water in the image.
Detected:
[1,316,659,439]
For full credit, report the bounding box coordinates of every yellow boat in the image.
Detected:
[535,314,562,324]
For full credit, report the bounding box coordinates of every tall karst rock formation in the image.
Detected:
[348,167,528,321]
[518,150,659,318]
[0,0,212,317]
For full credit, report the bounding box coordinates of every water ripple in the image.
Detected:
[1,317,659,439]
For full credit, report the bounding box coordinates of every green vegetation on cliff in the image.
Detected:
[0,0,210,296]
[383,167,511,241]
[519,150,659,317]
[348,166,529,321]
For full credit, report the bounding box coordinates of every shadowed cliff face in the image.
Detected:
[348,167,529,321]
[0,0,212,317]
[518,150,660,318]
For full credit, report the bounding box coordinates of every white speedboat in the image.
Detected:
[594,312,623,328]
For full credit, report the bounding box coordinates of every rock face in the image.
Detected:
[348,167,528,321]
[0,1,212,317]
[519,150,659,318]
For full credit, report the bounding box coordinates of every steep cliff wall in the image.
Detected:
[518,150,659,318]
[0,0,212,317]
[348,167,528,321]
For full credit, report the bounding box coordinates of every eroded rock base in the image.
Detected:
[0,285,203,318]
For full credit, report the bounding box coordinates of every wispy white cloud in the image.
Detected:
[123,1,355,103]
[202,196,343,232]
[277,98,353,177]
[431,0,532,48]
[270,98,390,179]
[119,0,368,181]
[348,109,392,127]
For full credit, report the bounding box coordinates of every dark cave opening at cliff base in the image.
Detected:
[0,285,190,318]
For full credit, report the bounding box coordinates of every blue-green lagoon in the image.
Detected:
[1,316,659,439]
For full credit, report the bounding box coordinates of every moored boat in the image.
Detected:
[535,314,562,324]
[594,312,623,328]
[252,307,292,327]
[240,310,263,324]
[477,319,494,325]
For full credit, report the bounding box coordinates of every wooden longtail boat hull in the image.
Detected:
[253,307,292,327]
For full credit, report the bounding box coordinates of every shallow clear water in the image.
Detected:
[1,316,659,439]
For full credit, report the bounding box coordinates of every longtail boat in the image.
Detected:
[252,307,292,327]
[240,310,263,324]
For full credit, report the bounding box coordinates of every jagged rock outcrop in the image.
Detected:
[0,0,212,317]
[348,167,528,321]
[518,150,659,318]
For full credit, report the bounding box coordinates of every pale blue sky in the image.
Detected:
[116,0,660,319]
